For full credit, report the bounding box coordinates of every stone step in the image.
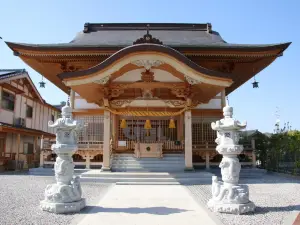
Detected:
[113,154,184,157]
[80,176,211,184]
[110,166,185,171]
[112,162,184,166]
[112,168,185,172]
[111,153,185,172]
[112,157,185,160]
[81,171,213,178]
[116,181,181,185]
[112,158,184,162]
[111,163,185,167]
[111,166,185,171]
[28,168,88,176]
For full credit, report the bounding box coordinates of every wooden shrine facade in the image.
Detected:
[6,23,290,170]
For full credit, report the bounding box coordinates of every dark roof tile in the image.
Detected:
[0,69,26,80]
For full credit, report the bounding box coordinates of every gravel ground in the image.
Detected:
[1,171,299,225]
[186,173,300,225]
[0,172,111,225]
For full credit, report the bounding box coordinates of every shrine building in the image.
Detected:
[6,23,290,171]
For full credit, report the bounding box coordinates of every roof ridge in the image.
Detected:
[0,69,26,72]
[83,23,212,33]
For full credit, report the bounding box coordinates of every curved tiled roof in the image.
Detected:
[5,23,291,51]
[58,43,232,80]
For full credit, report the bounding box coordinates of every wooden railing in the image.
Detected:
[42,140,104,151]
[192,141,255,151]
[42,140,55,150]
[117,140,184,150]
[78,141,104,150]
[192,142,217,150]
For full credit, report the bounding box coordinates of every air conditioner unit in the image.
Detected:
[14,118,26,127]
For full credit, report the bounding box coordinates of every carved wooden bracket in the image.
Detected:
[184,75,201,85]
[93,75,111,85]
[164,100,187,107]
[110,100,132,108]
[141,70,154,82]
[131,59,164,70]
[217,62,235,73]
[60,62,81,72]
[133,28,163,45]
[110,89,125,98]
[191,99,202,107]
[171,85,191,98]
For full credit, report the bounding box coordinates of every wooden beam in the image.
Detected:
[16,133,21,169]
[109,82,186,90]
[0,83,24,94]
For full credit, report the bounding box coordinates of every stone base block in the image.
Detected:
[184,167,195,172]
[40,198,86,214]
[101,166,111,172]
[207,199,255,215]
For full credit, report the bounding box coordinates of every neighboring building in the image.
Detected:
[5,23,290,171]
[0,69,60,170]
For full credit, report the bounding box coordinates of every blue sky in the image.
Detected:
[0,0,298,132]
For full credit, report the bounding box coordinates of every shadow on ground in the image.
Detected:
[81,206,189,215]
[253,205,300,215]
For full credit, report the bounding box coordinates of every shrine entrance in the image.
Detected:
[115,117,184,155]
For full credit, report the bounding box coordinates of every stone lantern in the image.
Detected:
[40,103,85,214]
[207,104,255,214]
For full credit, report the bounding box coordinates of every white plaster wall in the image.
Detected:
[197,99,221,109]
[26,118,32,128]
[114,69,182,82]
[75,98,100,109]
[1,89,17,124]
[0,79,59,141]
[35,103,40,130]
[0,89,58,134]
[5,133,13,153]
[0,110,14,124]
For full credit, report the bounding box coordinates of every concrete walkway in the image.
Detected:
[77,185,219,225]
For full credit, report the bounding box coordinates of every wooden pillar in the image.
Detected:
[40,135,44,149]
[33,136,39,161]
[178,114,184,141]
[70,89,75,109]
[39,152,44,168]
[112,114,118,147]
[0,86,2,106]
[102,110,111,171]
[221,90,226,108]
[85,153,91,169]
[251,138,256,168]
[184,110,194,171]
[16,133,21,170]
[39,135,44,168]
[205,152,210,169]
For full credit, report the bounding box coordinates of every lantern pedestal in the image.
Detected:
[207,105,255,214]
[208,196,255,215]
[40,199,86,214]
[40,105,86,214]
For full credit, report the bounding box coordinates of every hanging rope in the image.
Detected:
[104,105,191,117]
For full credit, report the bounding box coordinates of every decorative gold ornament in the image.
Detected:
[120,119,127,129]
[144,119,152,129]
[169,119,176,129]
